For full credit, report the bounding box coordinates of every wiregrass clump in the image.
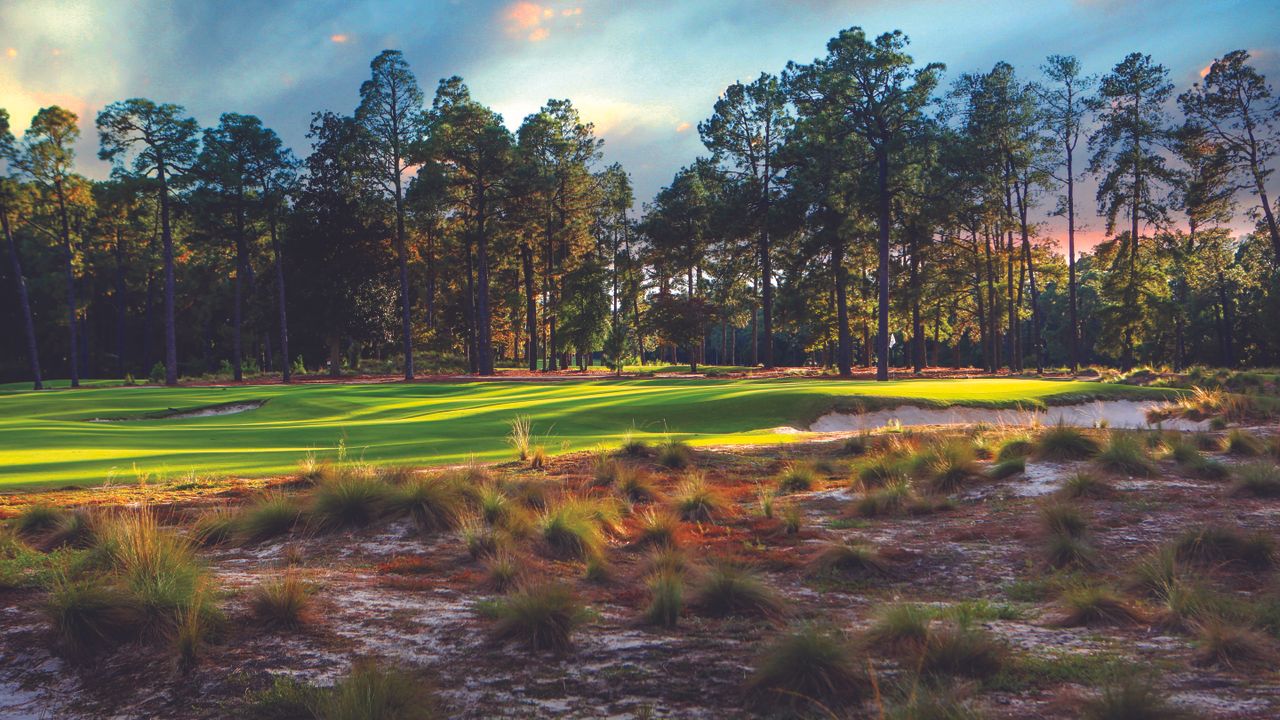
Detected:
[746,624,868,712]
[481,583,587,652]
[1231,462,1280,498]
[691,561,783,620]
[671,472,726,522]
[1035,423,1100,461]
[807,540,891,578]
[1094,433,1157,476]
[248,572,313,631]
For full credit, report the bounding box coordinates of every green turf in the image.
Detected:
[0,378,1174,489]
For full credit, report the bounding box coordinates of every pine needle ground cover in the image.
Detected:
[0,378,1168,489]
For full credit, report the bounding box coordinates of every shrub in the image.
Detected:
[44,576,143,656]
[920,441,981,494]
[310,473,392,530]
[1223,429,1266,456]
[390,476,465,533]
[537,499,605,560]
[775,463,817,494]
[1053,585,1148,627]
[656,439,694,469]
[1081,674,1192,720]
[1173,525,1275,569]
[671,473,725,522]
[746,625,867,712]
[1094,434,1156,476]
[238,494,302,544]
[1057,472,1114,500]
[633,508,680,548]
[1191,616,1275,669]
[249,573,312,631]
[988,456,1025,479]
[15,504,66,537]
[863,603,932,654]
[325,660,439,720]
[691,561,783,619]
[855,479,914,517]
[919,621,1006,678]
[1231,462,1280,498]
[481,583,587,652]
[1035,423,1100,461]
[642,569,683,627]
[807,540,890,578]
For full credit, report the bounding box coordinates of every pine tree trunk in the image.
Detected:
[2,206,42,389]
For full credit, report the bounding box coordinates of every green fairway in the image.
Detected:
[0,378,1173,489]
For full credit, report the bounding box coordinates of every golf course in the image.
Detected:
[0,377,1174,489]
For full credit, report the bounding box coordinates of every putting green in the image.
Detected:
[0,378,1172,489]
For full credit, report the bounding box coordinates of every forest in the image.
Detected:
[2,28,1278,388]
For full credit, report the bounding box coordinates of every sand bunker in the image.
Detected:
[810,399,1208,433]
[87,400,265,422]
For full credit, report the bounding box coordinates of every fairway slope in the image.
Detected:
[0,378,1175,489]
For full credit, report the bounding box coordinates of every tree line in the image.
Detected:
[2,29,1278,388]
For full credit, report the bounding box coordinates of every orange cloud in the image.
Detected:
[675,121,691,133]
[330,33,349,43]
[5,48,16,59]
[528,27,549,42]
[1199,63,1211,78]
[504,2,581,42]
[506,2,545,29]
[561,7,582,15]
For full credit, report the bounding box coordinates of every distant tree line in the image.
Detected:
[1,30,1278,387]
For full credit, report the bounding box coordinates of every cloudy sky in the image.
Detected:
[2,0,1277,247]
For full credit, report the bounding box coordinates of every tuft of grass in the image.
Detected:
[746,624,867,712]
[1173,525,1275,569]
[840,433,871,456]
[671,472,725,522]
[325,660,439,720]
[192,507,239,547]
[1053,585,1149,627]
[507,415,532,461]
[996,435,1035,461]
[15,504,67,537]
[41,508,98,550]
[863,603,932,654]
[390,476,466,534]
[1081,674,1193,720]
[536,499,605,560]
[779,504,803,535]
[1129,546,1182,597]
[919,621,1007,679]
[1187,455,1231,480]
[1035,423,1100,461]
[1191,616,1275,669]
[642,569,683,627]
[1046,534,1097,569]
[459,517,501,559]
[1057,472,1115,500]
[1039,500,1088,538]
[1094,434,1157,476]
[884,686,983,720]
[1223,428,1266,456]
[988,456,1025,479]
[617,432,651,457]
[691,561,783,620]
[1231,462,1280,498]
[807,540,890,578]
[775,463,817,494]
[43,575,143,656]
[613,464,659,503]
[481,551,523,593]
[237,494,302,544]
[855,479,914,517]
[656,439,694,469]
[309,473,392,530]
[481,582,587,653]
[243,674,323,719]
[852,452,910,490]
[919,440,982,495]
[248,572,313,631]
[633,508,680,548]
[644,546,691,577]
[527,445,548,470]
[474,483,514,527]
